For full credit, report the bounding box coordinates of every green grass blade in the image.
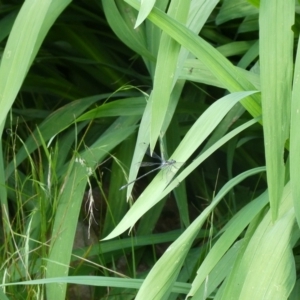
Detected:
[5,94,119,179]
[238,40,259,69]
[188,191,269,298]
[190,241,243,299]
[123,96,152,197]
[135,167,265,300]
[144,0,170,76]
[102,136,136,237]
[180,59,260,89]
[0,0,70,133]
[1,276,191,295]
[160,117,261,203]
[102,1,155,62]
[125,0,262,118]
[0,141,8,236]
[103,91,258,240]
[221,183,296,299]
[0,1,71,279]
[46,160,85,300]
[147,0,220,151]
[290,23,300,230]
[259,0,294,221]
[240,210,296,299]
[174,0,219,84]
[77,97,146,120]
[135,0,156,28]
[46,116,140,299]
[149,0,190,150]
[216,0,258,25]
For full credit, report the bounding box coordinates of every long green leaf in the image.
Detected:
[125,0,262,119]
[1,276,191,294]
[290,14,300,231]
[216,0,258,25]
[149,0,190,150]
[0,0,71,133]
[221,183,296,299]
[135,167,265,300]
[5,93,131,179]
[188,191,269,298]
[0,0,71,258]
[259,0,294,220]
[102,1,155,62]
[103,91,258,240]
[135,0,156,28]
[46,116,140,300]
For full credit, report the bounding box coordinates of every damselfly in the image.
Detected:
[119,157,177,190]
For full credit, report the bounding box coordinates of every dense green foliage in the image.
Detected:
[0,0,299,299]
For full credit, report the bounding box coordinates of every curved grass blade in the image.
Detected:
[135,167,266,300]
[291,19,300,232]
[219,183,296,300]
[46,116,140,300]
[149,0,190,151]
[125,0,262,119]
[135,0,156,28]
[188,191,269,298]
[103,91,258,240]
[259,0,294,221]
[102,1,155,62]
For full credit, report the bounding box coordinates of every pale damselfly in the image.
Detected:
[119,156,177,190]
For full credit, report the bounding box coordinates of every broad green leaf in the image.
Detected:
[0,0,71,253]
[102,0,155,63]
[135,0,156,28]
[221,183,296,299]
[290,22,300,231]
[216,0,258,25]
[190,241,242,299]
[240,209,296,299]
[125,0,262,119]
[174,0,219,89]
[238,40,259,69]
[187,0,219,31]
[122,94,152,198]
[188,190,269,298]
[259,0,294,221]
[148,0,220,151]
[46,116,140,300]
[180,59,260,89]
[238,15,259,33]
[217,41,256,57]
[149,0,190,151]
[0,0,71,133]
[103,91,258,240]
[77,97,146,121]
[135,167,265,300]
